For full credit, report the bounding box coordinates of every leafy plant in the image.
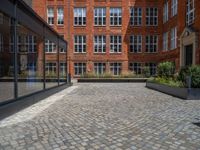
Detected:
[143,66,150,78]
[157,61,175,78]
[178,65,200,88]
[149,77,184,88]
[120,71,135,78]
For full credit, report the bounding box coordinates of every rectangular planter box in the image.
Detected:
[146,82,200,100]
[78,78,147,83]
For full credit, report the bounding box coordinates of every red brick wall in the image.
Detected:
[32,0,200,77]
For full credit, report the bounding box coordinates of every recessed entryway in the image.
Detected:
[185,44,193,66]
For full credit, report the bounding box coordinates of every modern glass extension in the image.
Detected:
[0,0,68,104]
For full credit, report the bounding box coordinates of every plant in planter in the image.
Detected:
[143,66,151,78]
[178,65,200,88]
[157,61,175,78]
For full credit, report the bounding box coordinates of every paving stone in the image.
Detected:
[0,83,199,149]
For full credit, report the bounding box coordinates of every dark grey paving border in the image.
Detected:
[78,78,148,83]
[0,83,72,120]
[146,82,200,100]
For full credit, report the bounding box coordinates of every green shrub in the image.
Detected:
[143,66,150,78]
[150,77,184,88]
[81,72,97,78]
[157,61,175,78]
[120,71,135,78]
[178,65,200,88]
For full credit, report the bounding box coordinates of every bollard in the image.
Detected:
[186,76,192,89]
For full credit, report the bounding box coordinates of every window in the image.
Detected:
[94,8,106,26]
[47,7,54,25]
[163,1,169,23]
[186,0,195,26]
[110,62,121,75]
[10,36,21,52]
[94,35,106,53]
[145,63,157,75]
[57,7,64,25]
[170,27,177,50]
[163,32,168,51]
[60,62,67,76]
[10,36,14,52]
[146,8,158,26]
[74,35,86,53]
[130,35,142,53]
[129,62,142,74]
[0,34,3,52]
[45,62,57,75]
[27,62,36,72]
[171,0,178,17]
[74,8,86,26]
[60,48,66,53]
[25,35,37,53]
[145,35,158,52]
[130,7,142,26]
[74,63,86,75]
[18,36,23,52]
[94,63,106,75]
[110,35,122,53]
[110,8,122,26]
[45,40,56,53]
[0,13,3,24]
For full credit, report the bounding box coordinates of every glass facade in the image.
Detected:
[0,0,68,104]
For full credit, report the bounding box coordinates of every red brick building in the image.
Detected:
[32,0,200,77]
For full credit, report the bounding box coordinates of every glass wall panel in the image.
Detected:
[17,22,44,97]
[59,47,67,85]
[0,12,14,103]
[45,39,58,88]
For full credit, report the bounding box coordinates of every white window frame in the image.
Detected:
[47,7,54,25]
[110,35,122,53]
[45,62,57,75]
[129,62,142,74]
[170,27,177,50]
[163,32,168,51]
[110,8,122,26]
[74,63,86,76]
[74,35,86,53]
[163,1,169,23]
[130,7,142,26]
[171,0,178,17]
[94,62,106,75]
[145,63,157,76]
[60,62,67,77]
[94,7,106,26]
[94,35,106,53]
[74,8,86,26]
[45,40,57,53]
[110,62,122,76]
[25,35,37,53]
[146,8,158,26]
[186,0,195,26]
[130,35,142,53]
[145,35,158,53]
[57,7,64,25]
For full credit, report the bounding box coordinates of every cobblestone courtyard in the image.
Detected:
[0,83,200,150]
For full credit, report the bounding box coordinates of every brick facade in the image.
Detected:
[32,0,200,77]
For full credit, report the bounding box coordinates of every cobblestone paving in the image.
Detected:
[0,83,200,150]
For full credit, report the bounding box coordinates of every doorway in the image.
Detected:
[184,44,193,66]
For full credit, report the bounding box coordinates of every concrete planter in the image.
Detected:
[146,82,200,100]
[78,78,147,83]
